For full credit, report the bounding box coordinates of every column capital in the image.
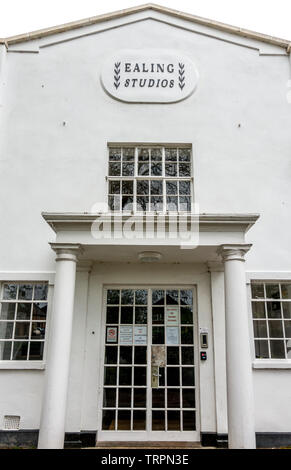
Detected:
[49,243,83,263]
[217,244,252,262]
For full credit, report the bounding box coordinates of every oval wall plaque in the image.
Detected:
[101,49,199,103]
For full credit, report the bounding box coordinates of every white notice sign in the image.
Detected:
[120,326,133,345]
[134,326,147,345]
[166,306,179,326]
[166,327,179,345]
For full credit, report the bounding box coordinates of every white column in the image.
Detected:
[218,244,256,449]
[38,243,82,449]
[208,262,228,441]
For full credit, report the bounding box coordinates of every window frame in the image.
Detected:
[250,281,291,363]
[0,280,52,368]
[107,144,194,213]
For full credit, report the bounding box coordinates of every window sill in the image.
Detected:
[0,361,45,370]
[252,360,291,369]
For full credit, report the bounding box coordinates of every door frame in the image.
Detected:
[97,284,200,442]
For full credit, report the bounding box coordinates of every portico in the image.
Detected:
[37,212,258,449]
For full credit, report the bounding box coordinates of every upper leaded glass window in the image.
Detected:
[108,146,193,212]
[251,282,291,359]
[0,283,48,361]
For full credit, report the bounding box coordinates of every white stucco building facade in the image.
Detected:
[0,4,291,449]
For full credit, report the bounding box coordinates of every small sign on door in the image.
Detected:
[166,327,179,345]
[134,326,147,345]
[106,326,118,343]
[166,306,179,326]
[120,326,133,345]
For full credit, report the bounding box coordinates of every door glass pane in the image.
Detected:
[121,307,133,324]
[181,307,193,324]
[134,367,146,385]
[120,346,132,364]
[152,290,164,305]
[181,327,193,344]
[105,346,118,364]
[167,367,180,386]
[182,347,194,365]
[107,290,120,304]
[152,327,164,344]
[152,307,164,324]
[106,307,119,324]
[134,346,147,364]
[182,368,195,386]
[180,290,193,305]
[134,389,146,408]
[166,290,179,305]
[167,389,180,408]
[182,389,195,408]
[135,307,147,324]
[167,411,180,430]
[183,411,196,430]
[167,347,179,365]
[159,367,165,386]
[133,410,146,430]
[152,389,165,408]
[104,367,117,385]
[152,411,165,430]
[121,290,134,305]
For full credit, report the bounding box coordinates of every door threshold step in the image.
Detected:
[94,441,204,449]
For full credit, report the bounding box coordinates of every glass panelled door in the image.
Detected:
[99,287,199,441]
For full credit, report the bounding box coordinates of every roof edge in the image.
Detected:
[0,3,290,50]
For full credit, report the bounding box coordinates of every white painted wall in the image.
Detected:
[0,11,290,438]
[254,370,291,432]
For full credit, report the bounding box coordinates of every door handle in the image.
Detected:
[151,366,160,388]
